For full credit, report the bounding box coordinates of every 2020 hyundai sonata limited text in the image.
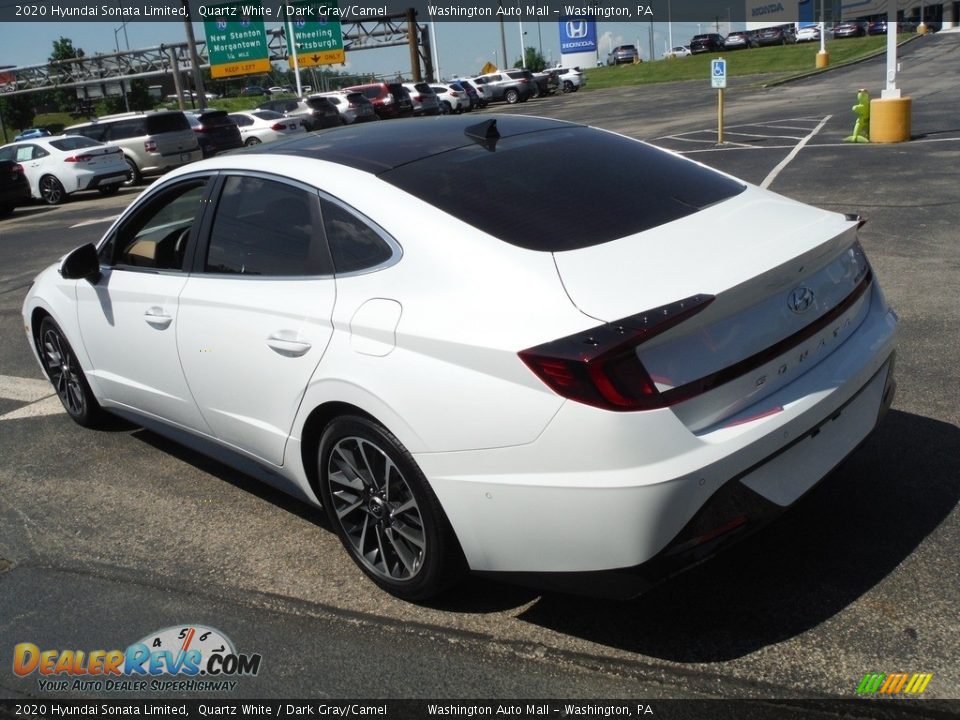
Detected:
[23,115,898,600]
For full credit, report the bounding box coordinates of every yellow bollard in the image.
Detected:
[815,51,829,69]
[870,97,912,143]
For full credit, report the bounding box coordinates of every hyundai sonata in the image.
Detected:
[23,116,898,600]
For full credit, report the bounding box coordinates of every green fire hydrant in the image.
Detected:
[845,89,871,143]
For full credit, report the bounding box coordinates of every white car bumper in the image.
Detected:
[416,284,898,596]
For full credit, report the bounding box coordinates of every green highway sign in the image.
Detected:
[285,1,346,68]
[203,2,271,79]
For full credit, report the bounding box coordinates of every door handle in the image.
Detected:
[266,333,312,357]
[143,307,173,329]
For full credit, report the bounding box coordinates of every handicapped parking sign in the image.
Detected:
[711,58,727,88]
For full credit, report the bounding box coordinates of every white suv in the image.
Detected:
[552,66,586,93]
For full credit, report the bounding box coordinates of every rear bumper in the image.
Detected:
[0,181,31,206]
[477,355,896,598]
[76,168,132,191]
[418,284,898,592]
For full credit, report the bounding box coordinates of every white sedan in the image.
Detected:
[0,135,130,205]
[228,110,307,146]
[23,115,898,601]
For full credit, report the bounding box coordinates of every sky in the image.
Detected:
[1,19,741,80]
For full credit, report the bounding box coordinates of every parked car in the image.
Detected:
[451,80,480,109]
[241,85,270,96]
[796,25,822,42]
[755,26,797,45]
[665,45,692,58]
[470,72,533,104]
[690,33,726,53]
[186,110,243,158]
[63,111,201,186]
[457,79,487,108]
[256,96,341,131]
[724,31,754,49]
[549,66,586,93]
[430,84,470,114]
[834,22,866,38]
[228,110,307,146]
[867,20,888,35]
[401,82,441,116]
[344,83,414,120]
[506,69,555,99]
[607,44,640,65]
[25,114,898,602]
[314,92,378,124]
[0,135,129,205]
[14,128,52,141]
[0,158,31,216]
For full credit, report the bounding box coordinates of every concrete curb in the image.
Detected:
[762,34,923,88]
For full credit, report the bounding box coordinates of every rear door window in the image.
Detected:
[320,197,395,274]
[205,175,331,276]
[108,119,146,140]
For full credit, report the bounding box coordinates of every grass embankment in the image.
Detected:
[584,35,909,90]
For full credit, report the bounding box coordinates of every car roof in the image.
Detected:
[244,114,580,174]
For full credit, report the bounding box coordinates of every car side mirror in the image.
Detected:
[60,243,101,283]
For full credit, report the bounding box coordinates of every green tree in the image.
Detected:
[514,47,547,72]
[48,37,86,112]
[0,93,36,141]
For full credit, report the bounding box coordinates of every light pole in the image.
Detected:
[430,21,441,81]
[113,19,131,111]
[667,0,673,54]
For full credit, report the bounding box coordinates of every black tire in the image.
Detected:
[123,157,141,186]
[440,101,452,115]
[245,137,262,146]
[39,175,67,205]
[318,415,466,601]
[38,317,107,428]
[504,88,520,104]
[562,80,574,93]
[98,184,120,196]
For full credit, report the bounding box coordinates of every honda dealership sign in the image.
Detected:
[559,18,597,54]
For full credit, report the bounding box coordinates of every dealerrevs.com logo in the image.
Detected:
[856,673,934,696]
[13,625,262,693]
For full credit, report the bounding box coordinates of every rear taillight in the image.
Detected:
[519,294,715,411]
[412,95,422,101]
[64,154,92,163]
[13,163,24,174]
[451,91,462,97]
[144,140,158,152]
[270,123,287,131]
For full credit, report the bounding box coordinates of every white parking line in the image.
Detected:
[0,395,64,421]
[761,115,832,189]
[69,215,118,229]
[0,375,53,403]
[0,375,63,422]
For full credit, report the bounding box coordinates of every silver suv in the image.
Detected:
[469,72,533,104]
[64,111,201,185]
[607,44,640,65]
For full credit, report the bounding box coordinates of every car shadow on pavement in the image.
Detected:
[513,410,960,662]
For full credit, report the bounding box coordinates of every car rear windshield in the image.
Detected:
[253,110,283,120]
[198,111,233,126]
[413,83,433,94]
[381,126,745,252]
[146,113,189,134]
[49,136,102,151]
[306,98,333,110]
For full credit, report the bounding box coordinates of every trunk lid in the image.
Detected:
[552,186,871,430]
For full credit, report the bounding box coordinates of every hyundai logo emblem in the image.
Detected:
[566,21,588,39]
[788,286,815,314]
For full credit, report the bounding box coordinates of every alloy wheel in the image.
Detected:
[41,326,85,417]
[327,436,426,581]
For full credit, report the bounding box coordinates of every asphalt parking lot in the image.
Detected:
[1,32,958,706]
